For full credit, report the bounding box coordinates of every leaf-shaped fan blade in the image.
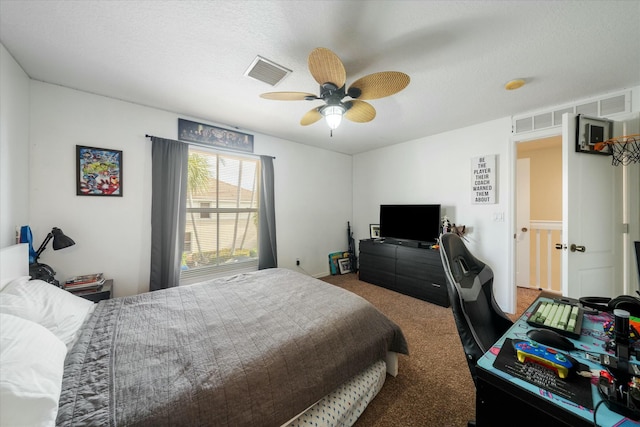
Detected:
[260,92,317,101]
[344,100,376,123]
[300,107,323,126]
[348,71,410,100]
[308,47,346,88]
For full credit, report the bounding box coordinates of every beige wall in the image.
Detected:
[517,136,562,291]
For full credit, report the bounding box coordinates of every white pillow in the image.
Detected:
[0,313,67,427]
[0,277,95,348]
[0,274,30,292]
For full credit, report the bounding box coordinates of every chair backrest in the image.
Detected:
[439,233,513,386]
[635,241,640,286]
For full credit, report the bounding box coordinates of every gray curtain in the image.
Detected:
[258,155,277,269]
[150,137,189,290]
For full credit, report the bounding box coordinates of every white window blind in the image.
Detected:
[180,148,260,284]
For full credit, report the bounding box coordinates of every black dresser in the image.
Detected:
[359,239,449,307]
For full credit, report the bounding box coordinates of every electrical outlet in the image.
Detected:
[296,258,300,266]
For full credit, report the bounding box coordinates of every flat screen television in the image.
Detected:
[379,204,441,244]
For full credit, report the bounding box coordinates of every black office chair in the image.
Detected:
[439,233,514,426]
[635,241,640,286]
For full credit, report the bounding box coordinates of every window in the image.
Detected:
[184,232,192,253]
[199,202,211,219]
[181,148,260,283]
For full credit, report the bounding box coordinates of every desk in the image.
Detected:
[476,296,640,427]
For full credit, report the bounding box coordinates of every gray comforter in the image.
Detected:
[56,268,408,426]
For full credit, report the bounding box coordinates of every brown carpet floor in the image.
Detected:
[319,273,540,427]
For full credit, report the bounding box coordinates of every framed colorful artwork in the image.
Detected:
[76,145,122,196]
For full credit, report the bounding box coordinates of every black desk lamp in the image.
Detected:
[29,227,75,287]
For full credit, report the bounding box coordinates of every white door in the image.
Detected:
[561,113,639,299]
[516,158,531,287]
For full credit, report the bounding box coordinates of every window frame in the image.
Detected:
[180,147,260,285]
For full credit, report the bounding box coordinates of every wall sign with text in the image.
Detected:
[471,155,496,204]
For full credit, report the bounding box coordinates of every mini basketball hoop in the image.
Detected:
[594,134,640,166]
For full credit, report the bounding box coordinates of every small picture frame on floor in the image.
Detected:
[338,258,352,274]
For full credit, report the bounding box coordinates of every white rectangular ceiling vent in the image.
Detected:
[512,90,631,135]
[244,56,292,87]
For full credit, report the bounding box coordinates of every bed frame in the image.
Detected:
[0,243,29,283]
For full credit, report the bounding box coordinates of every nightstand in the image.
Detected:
[69,279,113,302]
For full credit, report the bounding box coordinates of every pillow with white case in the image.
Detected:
[0,313,67,427]
[0,277,95,348]
[0,274,30,292]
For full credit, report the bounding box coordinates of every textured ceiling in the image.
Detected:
[1,0,638,155]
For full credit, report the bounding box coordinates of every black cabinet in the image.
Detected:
[68,279,113,303]
[359,241,396,287]
[359,240,449,307]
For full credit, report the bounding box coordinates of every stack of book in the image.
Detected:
[64,273,105,292]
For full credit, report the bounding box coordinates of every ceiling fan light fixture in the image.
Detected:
[322,105,345,130]
[259,48,408,133]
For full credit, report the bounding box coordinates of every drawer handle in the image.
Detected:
[431,283,441,288]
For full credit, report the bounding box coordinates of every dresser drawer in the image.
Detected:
[359,239,397,257]
[359,252,395,285]
[396,246,442,266]
[396,275,449,307]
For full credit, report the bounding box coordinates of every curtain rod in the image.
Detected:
[145,134,275,159]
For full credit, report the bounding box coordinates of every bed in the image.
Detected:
[0,243,408,426]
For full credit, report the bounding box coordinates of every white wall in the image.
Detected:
[353,89,640,314]
[0,45,30,247]
[3,41,637,305]
[26,82,352,297]
[353,118,515,311]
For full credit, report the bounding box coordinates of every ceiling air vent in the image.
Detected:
[600,94,626,116]
[515,117,533,133]
[576,101,598,116]
[553,108,573,126]
[533,112,553,130]
[244,56,292,86]
[512,90,631,135]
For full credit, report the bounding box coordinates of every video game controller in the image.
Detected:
[513,339,574,379]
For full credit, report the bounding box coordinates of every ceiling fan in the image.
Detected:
[260,47,410,135]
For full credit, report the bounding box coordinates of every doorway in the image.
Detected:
[511,110,639,313]
[515,136,562,294]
